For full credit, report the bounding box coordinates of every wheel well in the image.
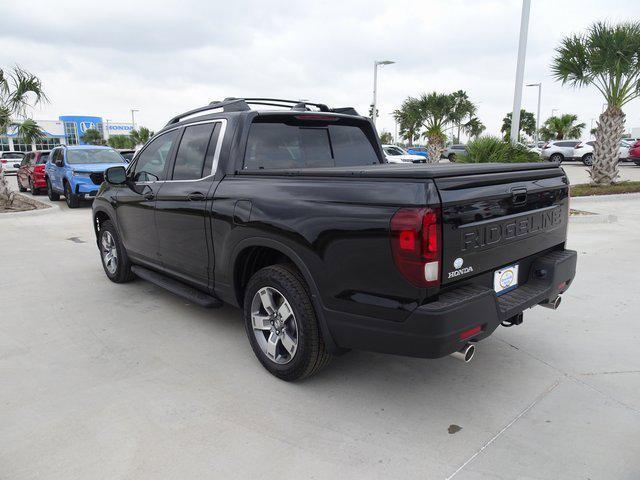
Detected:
[94,211,110,235]
[234,246,296,305]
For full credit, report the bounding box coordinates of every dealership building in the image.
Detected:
[0,115,135,152]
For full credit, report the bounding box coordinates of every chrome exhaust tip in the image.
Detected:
[540,296,562,310]
[450,343,475,363]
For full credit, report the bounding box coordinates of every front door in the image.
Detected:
[117,129,180,264]
[155,121,223,290]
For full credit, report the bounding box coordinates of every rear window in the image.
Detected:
[243,119,379,170]
[2,153,24,159]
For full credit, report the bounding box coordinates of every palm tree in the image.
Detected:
[538,114,585,141]
[415,92,455,163]
[501,109,536,141]
[461,116,486,139]
[81,128,105,145]
[16,118,45,148]
[130,127,154,146]
[394,98,422,146]
[0,66,47,136]
[450,90,477,142]
[0,66,47,205]
[551,21,640,185]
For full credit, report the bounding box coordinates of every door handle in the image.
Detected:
[187,192,206,201]
[144,192,155,200]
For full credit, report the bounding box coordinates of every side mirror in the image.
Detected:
[105,166,127,185]
[55,159,64,167]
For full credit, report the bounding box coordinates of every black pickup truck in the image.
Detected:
[92,97,577,380]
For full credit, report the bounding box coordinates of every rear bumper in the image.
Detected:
[325,249,577,359]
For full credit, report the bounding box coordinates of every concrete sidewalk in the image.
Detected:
[0,185,639,479]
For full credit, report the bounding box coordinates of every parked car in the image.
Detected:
[117,149,136,162]
[573,140,630,166]
[0,151,26,175]
[16,150,50,194]
[92,97,576,381]
[540,140,581,162]
[45,145,127,208]
[441,144,466,161]
[382,144,425,163]
[406,146,429,159]
[628,140,640,166]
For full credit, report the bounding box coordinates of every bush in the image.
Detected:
[457,135,541,163]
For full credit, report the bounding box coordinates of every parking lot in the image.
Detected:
[1,172,639,479]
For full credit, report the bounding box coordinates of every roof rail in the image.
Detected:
[165,97,358,127]
[165,98,250,126]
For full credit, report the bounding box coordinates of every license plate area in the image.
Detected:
[494,264,519,295]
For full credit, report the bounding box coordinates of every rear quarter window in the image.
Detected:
[243,119,380,170]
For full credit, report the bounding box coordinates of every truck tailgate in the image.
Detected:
[435,166,569,285]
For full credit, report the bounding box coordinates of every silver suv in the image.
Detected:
[441,144,467,161]
[540,140,581,162]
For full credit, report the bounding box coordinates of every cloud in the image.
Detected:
[2,0,639,138]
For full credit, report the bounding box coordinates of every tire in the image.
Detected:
[18,178,27,192]
[550,153,563,163]
[99,220,135,283]
[448,153,456,162]
[582,153,593,166]
[243,264,331,381]
[29,178,39,195]
[634,161,640,167]
[46,178,60,201]
[64,181,80,208]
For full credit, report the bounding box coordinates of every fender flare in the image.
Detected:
[229,236,342,354]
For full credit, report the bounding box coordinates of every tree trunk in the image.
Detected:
[0,168,15,208]
[591,107,624,185]
[426,136,444,164]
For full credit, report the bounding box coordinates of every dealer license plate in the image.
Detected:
[494,264,519,295]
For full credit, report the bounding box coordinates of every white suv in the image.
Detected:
[540,140,581,162]
[382,145,425,164]
[573,140,630,166]
[0,151,26,174]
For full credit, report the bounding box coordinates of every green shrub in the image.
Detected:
[457,135,541,163]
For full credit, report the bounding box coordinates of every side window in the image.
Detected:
[51,149,61,164]
[133,130,180,181]
[171,123,216,180]
[21,154,31,166]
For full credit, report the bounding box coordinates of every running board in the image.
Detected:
[131,265,223,308]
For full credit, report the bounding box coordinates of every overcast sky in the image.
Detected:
[2,0,639,140]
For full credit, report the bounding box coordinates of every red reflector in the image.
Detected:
[460,326,482,341]
[399,230,415,250]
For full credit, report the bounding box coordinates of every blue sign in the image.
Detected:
[59,115,103,145]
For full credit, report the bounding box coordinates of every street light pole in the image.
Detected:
[371,60,395,127]
[131,109,139,130]
[509,0,531,145]
[526,82,541,145]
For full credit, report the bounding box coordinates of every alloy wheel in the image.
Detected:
[250,286,299,364]
[101,231,118,275]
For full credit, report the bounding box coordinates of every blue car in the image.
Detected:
[406,146,429,160]
[45,145,127,208]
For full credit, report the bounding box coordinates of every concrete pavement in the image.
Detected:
[1,177,639,479]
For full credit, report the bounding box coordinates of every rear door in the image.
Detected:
[436,166,569,286]
[155,121,223,290]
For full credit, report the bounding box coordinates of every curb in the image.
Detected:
[569,213,618,224]
[571,192,640,203]
[0,193,58,219]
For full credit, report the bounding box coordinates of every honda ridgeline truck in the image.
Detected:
[92,98,577,380]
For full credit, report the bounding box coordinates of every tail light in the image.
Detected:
[1,159,6,164]
[542,143,550,149]
[575,142,583,149]
[633,141,640,148]
[390,207,441,287]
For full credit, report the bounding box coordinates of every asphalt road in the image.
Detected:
[1,175,639,479]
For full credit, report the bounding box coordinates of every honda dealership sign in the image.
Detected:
[58,115,134,144]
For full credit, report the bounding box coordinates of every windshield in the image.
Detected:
[384,146,405,156]
[66,149,125,165]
